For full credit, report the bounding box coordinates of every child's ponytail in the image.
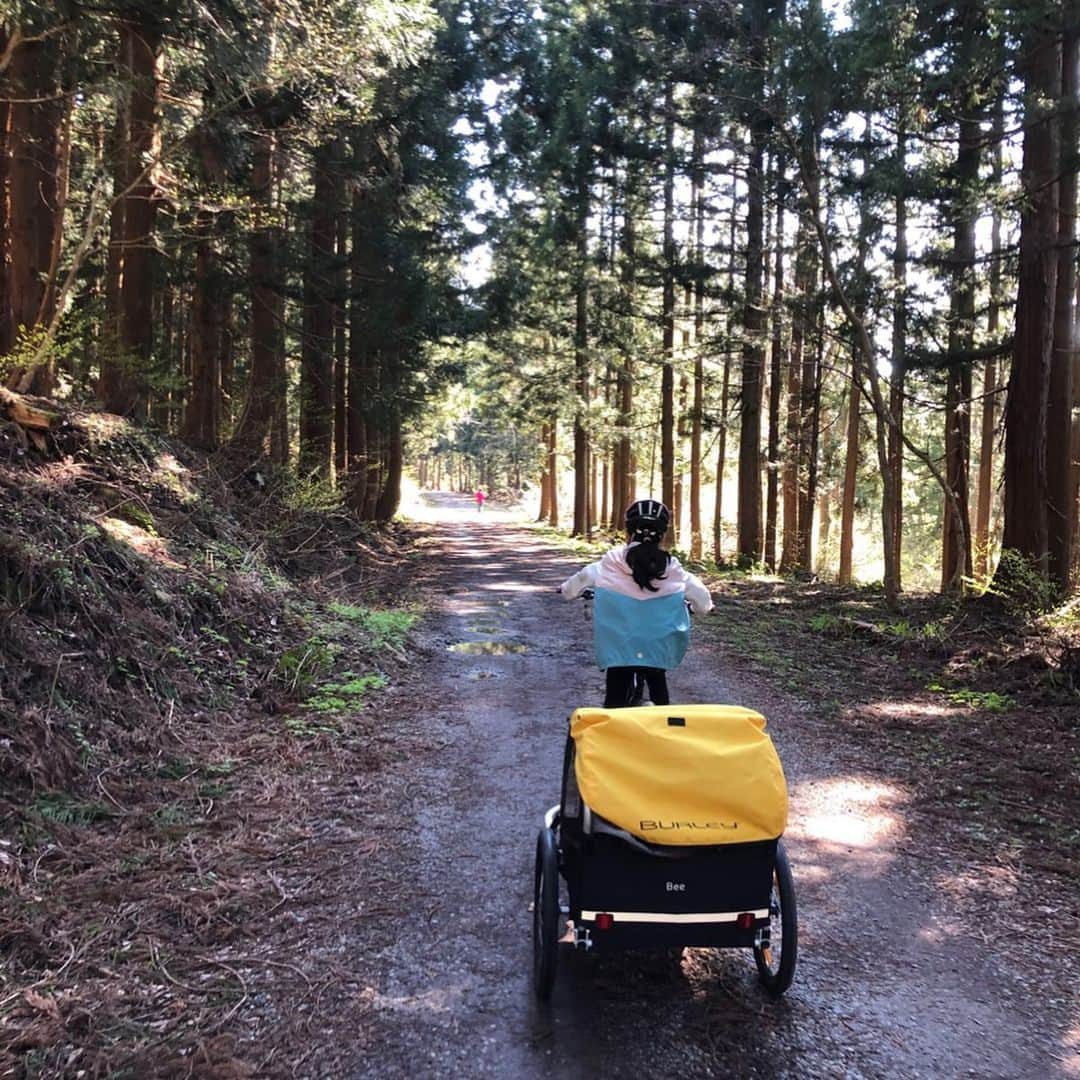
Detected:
[626,538,671,592]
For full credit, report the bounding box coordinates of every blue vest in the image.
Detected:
[593,588,690,671]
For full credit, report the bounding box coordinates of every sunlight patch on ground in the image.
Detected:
[100,516,182,568]
[790,777,903,851]
[781,860,833,884]
[449,603,492,616]
[151,452,198,502]
[78,411,131,439]
[1062,1022,1080,1077]
[357,984,470,1018]
[868,700,964,721]
[478,580,546,593]
[935,863,1021,905]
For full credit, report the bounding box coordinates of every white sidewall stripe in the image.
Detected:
[580,908,769,925]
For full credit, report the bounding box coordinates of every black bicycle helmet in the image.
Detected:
[625,498,670,542]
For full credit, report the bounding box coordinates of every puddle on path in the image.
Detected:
[465,669,498,681]
[467,623,502,634]
[447,640,528,656]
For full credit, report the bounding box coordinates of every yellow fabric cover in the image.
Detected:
[571,705,788,846]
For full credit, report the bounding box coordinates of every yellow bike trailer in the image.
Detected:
[533,704,797,1000]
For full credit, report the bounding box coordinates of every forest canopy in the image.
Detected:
[0,0,1077,601]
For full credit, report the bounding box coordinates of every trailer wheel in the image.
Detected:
[754,840,797,997]
[533,827,560,1000]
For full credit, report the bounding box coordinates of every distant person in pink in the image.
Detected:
[475,489,487,512]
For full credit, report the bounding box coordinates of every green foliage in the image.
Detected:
[950,689,1013,711]
[69,723,94,764]
[31,793,113,826]
[153,802,195,830]
[327,604,416,652]
[283,714,341,738]
[157,758,197,780]
[1042,598,1080,632]
[280,473,345,514]
[981,550,1062,614]
[307,672,388,713]
[274,638,337,695]
[0,323,80,385]
[157,756,237,780]
[204,758,238,776]
[881,619,944,642]
[931,686,1015,712]
[103,499,157,533]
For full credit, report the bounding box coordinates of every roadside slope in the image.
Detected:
[0,410,422,1076]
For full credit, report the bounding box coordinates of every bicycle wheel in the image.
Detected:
[532,827,560,999]
[754,840,798,997]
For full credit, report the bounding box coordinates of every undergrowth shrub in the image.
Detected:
[307,672,388,713]
[328,603,416,651]
[928,683,1015,711]
[947,688,1013,711]
[31,792,114,826]
[279,471,344,513]
[982,549,1062,614]
[274,638,336,695]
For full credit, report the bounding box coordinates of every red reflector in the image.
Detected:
[737,912,755,930]
[595,912,614,931]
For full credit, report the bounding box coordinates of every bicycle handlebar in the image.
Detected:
[576,586,693,611]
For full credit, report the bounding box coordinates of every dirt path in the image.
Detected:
[274,495,1075,1079]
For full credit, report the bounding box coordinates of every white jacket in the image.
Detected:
[560,544,714,614]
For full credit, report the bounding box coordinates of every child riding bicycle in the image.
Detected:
[559,499,713,708]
